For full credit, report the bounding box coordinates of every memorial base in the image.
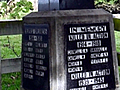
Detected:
[22,9,119,90]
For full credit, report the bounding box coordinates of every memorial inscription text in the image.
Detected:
[22,24,49,90]
[65,23,115,90]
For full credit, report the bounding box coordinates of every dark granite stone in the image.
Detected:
[65,23,116,90]
[38,0,95,11]
[22,24,50,90]
[60,0,95,10]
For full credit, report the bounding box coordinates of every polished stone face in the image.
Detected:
[22,24,50,90]
[38,0,95,11]
[65,23,116,90]
[60,0,95,10]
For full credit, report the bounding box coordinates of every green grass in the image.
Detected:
[119,66,120,77]
[0,35,22,90]
[2,72,21,90]
[114,30,120,52]
[0,35,22,59]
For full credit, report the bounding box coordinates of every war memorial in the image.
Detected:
[21,0,119,90]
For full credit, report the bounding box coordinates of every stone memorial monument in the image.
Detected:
[22,0,119,90]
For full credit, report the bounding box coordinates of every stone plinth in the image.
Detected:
[22,9,119,90]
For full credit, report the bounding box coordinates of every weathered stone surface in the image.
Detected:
[22,9,119,90]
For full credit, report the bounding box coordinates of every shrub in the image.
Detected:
[0,0,33,19]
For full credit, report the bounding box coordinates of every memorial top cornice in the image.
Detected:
[24,9,111,18]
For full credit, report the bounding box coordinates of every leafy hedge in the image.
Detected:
[0,0,33,19]
[95,0,119,5]
[95,0,120,13]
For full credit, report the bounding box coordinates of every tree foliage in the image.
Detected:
[95,0,120,13]
[95,0,119,5]
[0,0,33,19]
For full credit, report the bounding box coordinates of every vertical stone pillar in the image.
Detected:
[38,0,59,11]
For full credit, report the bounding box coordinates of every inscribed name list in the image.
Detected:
[65,23,115,90]
[22,24,49,90]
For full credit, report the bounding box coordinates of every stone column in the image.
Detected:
[38,0,59,11]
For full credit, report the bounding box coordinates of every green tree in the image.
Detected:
[95,0,118,5]
[0,0,33,19]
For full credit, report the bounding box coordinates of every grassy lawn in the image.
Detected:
[0,31,120,90]
[2,72,21,90]
[115,30,120,52]
[0,35,22,59]
[0,35,22,90]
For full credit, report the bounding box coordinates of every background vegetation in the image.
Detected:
[95,0,120,13]
[0,35,21,90]
[0,35,22,59]
[95,0,119,5]
[115,31,120,52]
[0,0,33,89]
[0,0,33,19]
[2,72,21,90]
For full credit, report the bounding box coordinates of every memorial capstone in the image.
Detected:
[22,9,119,90]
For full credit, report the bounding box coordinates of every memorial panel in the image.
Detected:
[22,24,50,90]
[65,23,116,90]
[60,0,95,10]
